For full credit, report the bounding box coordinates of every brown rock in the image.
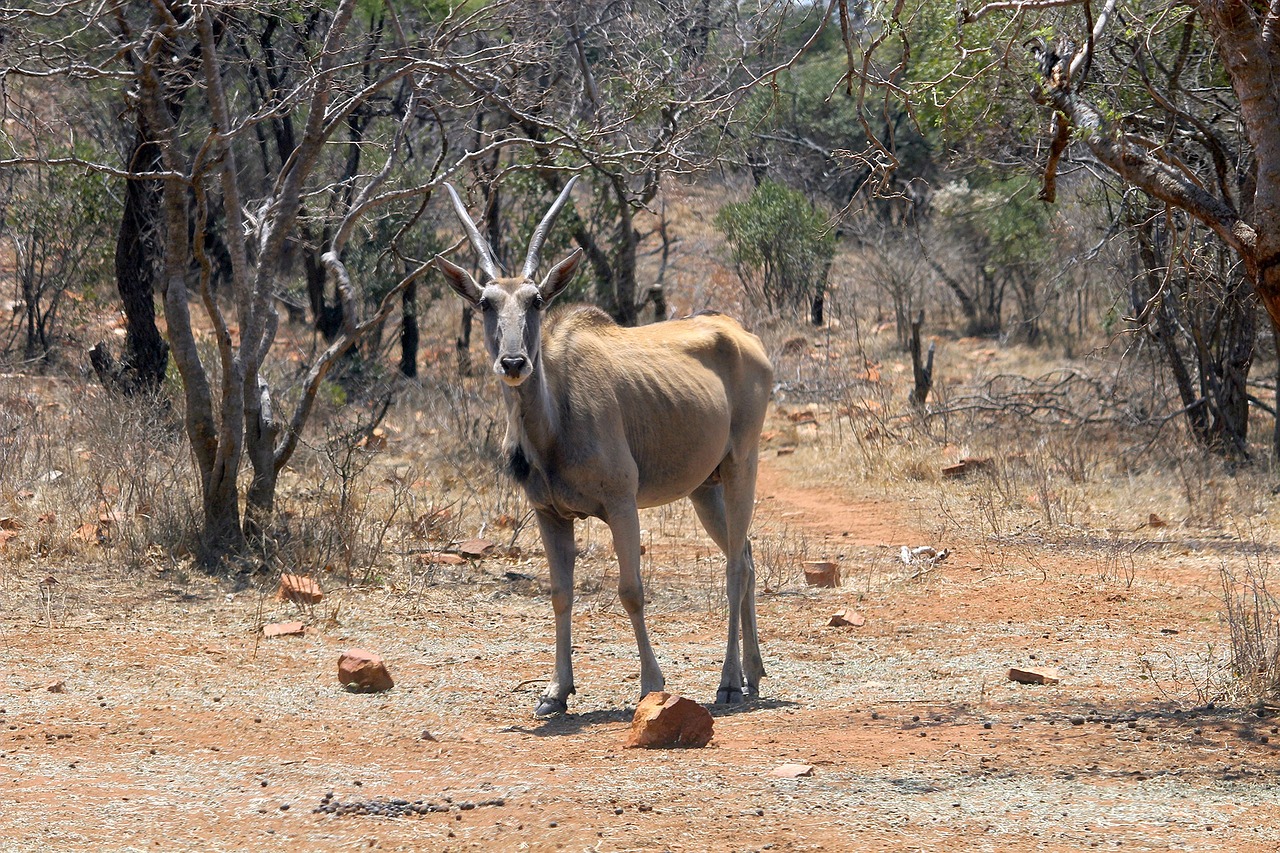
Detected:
[942,457,992,479]
[72,522,104,544]
[263,621,305,638]
[338,649,395,693]
[1007,666,1060,685]
[828,609,865,627]
[624,691,713,749]
[276,574,323,604]
[803,560,840,588]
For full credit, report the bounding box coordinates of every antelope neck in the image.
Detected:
[503,356,558,468]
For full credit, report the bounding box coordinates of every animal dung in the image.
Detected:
[1007,666,1060,685]
[803,560,840,588]
[625,692,714,749]
[338,649,395,693]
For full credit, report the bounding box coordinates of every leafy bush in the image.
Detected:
[714,180,834,316]
[2,145,118,365]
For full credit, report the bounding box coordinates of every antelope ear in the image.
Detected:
[435,254,482,306]
[538,248,583,304]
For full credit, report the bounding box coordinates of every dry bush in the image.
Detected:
[1219,527,1280,707]
[0,377,196,580]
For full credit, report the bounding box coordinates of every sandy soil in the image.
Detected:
[3,451,1279,852]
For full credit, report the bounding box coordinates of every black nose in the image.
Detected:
[500,355,528,376]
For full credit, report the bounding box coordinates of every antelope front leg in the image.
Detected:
[607,501,665,700]
[534,510,577,717]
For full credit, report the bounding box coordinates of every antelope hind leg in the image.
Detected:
[691,483,754,705]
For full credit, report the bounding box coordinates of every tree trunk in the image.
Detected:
[399,275,418,378]
[1208,272,1255,459]
[909,310,934,406]
[304,239,344,341]
[111,126,170,392]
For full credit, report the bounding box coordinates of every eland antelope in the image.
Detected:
[435,178,773,716]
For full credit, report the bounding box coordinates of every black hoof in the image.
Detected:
[534,697,568,718]
[715,686,746,705]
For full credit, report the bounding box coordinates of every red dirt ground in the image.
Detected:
[3,452,1279,852]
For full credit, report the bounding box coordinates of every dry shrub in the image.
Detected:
[1219,538,1280,707]
[0,377,196,576]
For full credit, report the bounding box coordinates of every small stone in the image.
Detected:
[828,609,865,628]
[944,457,991,478]
[458,538,497,559]
[263,621,305,638]
[1007,666,1060,685]
[803,561,840,588]
[624,692,713,749]
[771,763,814,778]
[46,680,66,694]
[276,574,323,604]
[338,649,395,693]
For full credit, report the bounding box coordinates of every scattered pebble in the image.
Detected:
[314,796,506,818]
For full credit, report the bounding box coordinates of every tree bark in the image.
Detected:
[909,310,934,406]
[399,275,418,378]
[108,107,171,393]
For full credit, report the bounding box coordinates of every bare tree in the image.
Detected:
[0,0,825,559]
[0,0,510,558]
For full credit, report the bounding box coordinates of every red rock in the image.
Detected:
[263,621,305,638]
[803,561,840,588]
[338,649,394,693]
[828,609,865,627]
[624,692,713,749]
[458,538,496,559]
[276,574,323,604]
[1008,666,1060,685]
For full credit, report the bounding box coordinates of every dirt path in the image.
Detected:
[3,455,1279,852]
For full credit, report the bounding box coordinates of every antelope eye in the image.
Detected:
[477,296,492,311]
[532,294,546,310]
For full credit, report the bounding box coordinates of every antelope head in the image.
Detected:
[435,178,583,387]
